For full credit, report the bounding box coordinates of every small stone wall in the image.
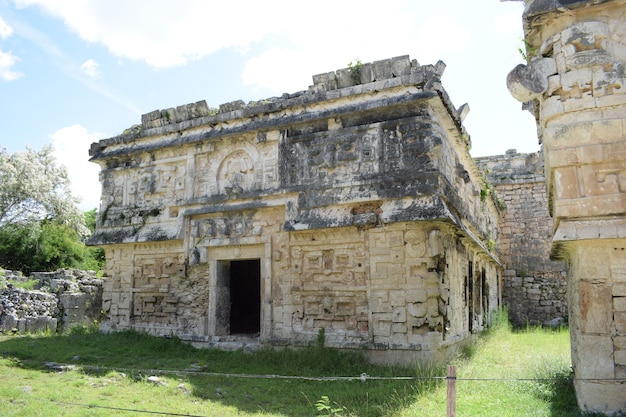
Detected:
[0,269,104,333]
[502,270,567,327]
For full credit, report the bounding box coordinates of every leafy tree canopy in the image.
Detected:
[0,145,88,237]
[0,146,103,274]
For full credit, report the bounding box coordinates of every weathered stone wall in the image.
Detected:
[476,150,567,327]
[90,55,503,365]
[506,0,626,413]
[0,269,104,333]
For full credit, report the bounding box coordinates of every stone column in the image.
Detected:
[506,0,626,414]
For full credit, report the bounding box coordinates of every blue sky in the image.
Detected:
[0,0,538,211]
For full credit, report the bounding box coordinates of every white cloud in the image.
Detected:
[0,16,13,39]
[0,16,20,81]
[12,0,418,73]
[14,0,275,67]
[0,48,22,81]
[80,58,101,78]
[11,0,474,94]
[49,125,102,211]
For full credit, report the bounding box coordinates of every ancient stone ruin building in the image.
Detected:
[476,150,567,327]
[506,0,626,413]
[88,55,503,364]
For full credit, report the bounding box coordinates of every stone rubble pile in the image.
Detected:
[0,269,104,333]
[0,286,59,333]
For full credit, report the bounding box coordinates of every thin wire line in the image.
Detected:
[53,400,207,417]
[43,362,626,383]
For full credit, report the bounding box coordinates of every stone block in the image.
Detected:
[595,93,626,108]
[407,302,427,318]
[0,313,18,332]
[392,306,406,323]
[544,122,593,147]
[615,312,626,333]
[614,285,626,297]
[590,119,624,142]
[391,323,407,333]
[615,349,626,366]
[372,313,391,336]
[553,166,580,199]
[575,380,626,414]
[370,290,392,313]
[579,281,613,333]
[405,289,427,304]
[390,332,408,346]
[578,247,610,280]
[389,290,405,307]
[614,297,626,312]
[560,68,592,90]
[575,335,615,379]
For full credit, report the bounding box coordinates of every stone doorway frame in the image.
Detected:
[205,237,272,340]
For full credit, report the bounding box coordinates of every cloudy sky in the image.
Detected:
[0,0,538,211]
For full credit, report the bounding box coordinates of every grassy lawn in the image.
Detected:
[398,315,587,417]
[0,315,594,416]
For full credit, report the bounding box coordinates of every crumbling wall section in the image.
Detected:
[0,269,104,333]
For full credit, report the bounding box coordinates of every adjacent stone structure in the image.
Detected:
[476,150,567,327]
[506,0,626,413]
[88,55,503,365]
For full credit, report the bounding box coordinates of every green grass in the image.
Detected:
[0,315,594,416]
[398,315,597,417]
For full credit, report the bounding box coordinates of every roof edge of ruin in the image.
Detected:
[89,55,468,159]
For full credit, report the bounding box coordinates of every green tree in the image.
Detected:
[0,145,88,235]
[0,146,103,273]
[0,222,41,272]
[84,208,98,233]
[83,208,105,270]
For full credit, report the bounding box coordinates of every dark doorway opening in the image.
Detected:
[229,259,261,335]
[468,261,474,333]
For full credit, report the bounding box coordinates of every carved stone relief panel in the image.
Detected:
[284,128,380,187]
[190,213,263,241]
[217,150,255,195]
[193,138,277,198]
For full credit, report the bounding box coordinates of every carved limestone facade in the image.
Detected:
[506,0,626,413]
[89,55,502,365]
